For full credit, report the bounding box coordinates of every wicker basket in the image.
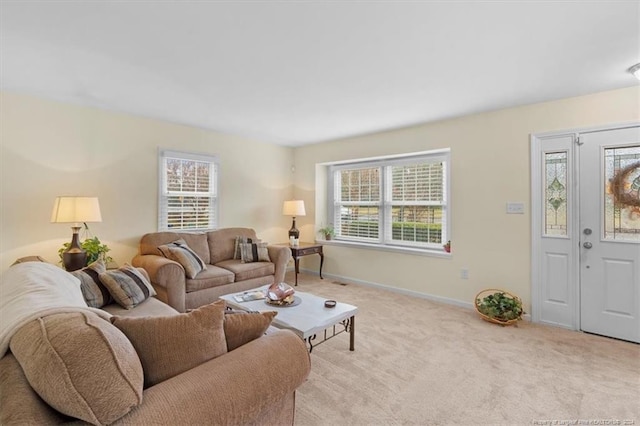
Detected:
[474,289,523,326]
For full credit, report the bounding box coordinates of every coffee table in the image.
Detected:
[220,286,358,352]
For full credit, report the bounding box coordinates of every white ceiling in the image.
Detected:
[1,1,639,146]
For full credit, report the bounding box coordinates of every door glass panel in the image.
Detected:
[544,152,568,236]
[604,145,640,241]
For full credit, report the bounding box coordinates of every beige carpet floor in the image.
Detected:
[288,272,640,426]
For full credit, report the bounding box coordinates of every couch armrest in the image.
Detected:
[131,254,187,312]
[267,245,292,284]
[114,330,311,425]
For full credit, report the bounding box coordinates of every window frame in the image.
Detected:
[158,149,219,231]
[327,149,450,253]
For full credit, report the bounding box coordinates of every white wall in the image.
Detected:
[0,92,295,272]
[292,86,640,310]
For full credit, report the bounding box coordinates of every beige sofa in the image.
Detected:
[0,262,311,425]
[132,228,291,312]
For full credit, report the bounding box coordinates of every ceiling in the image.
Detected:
[1,1,638,146]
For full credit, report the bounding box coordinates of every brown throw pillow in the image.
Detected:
[110,300,227,388]
[99,264,156,309]
[223,310,277,351]
[9,311,143,426]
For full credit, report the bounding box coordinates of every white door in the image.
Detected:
[579,127,640,343]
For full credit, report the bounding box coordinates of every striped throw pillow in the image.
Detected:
[71,259,113,308]
[240,242,271,263]
[158,239,207,279]
[233,236,255,260]
[99,264,157,309]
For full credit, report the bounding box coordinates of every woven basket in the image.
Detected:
[474,289,523,326]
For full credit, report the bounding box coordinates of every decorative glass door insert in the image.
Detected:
[544,151,568,236]
[604,145,640,241]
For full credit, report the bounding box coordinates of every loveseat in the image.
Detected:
[0,262,311,425]
[132,227,291,312]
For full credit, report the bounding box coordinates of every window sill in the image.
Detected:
[315,239,452,258]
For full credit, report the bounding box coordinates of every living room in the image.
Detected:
[1,1,639,425]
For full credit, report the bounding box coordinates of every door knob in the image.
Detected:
[583,242,593,249]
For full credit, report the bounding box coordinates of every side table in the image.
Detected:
[276,242,323,286]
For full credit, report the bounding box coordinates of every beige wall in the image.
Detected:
[0,92,295,272]
[2,87,638,309]
[292,86,640,310]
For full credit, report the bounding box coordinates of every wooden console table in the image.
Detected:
[276,242,323,286]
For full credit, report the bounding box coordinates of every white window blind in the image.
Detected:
[330,150,449,250]
[158,150,218,231]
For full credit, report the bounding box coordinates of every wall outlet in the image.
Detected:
[506,202,525,214]
[461,268,469,279]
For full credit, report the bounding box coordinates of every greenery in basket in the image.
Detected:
[58,236,113,266]
[317,225,335,240]
[476,291,523,322]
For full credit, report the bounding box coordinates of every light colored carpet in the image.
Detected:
[289,272,640,426]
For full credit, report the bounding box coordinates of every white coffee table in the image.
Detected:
[220,286,358,352]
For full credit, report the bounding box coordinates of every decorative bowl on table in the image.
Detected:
[266,282,296,306]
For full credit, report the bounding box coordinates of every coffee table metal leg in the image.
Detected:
[349,315,355,351]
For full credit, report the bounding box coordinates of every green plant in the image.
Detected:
[58,236,113,266]
[476,291,523,322]
[317,225,335,240]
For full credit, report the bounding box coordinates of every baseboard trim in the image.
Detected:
[297,268,532,321]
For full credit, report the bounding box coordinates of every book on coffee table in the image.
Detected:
[233,290,266,303]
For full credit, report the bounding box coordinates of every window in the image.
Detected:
[158,150,218,231]
[329,150,449,251]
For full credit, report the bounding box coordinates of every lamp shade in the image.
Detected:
[51,197,102,224]
[282,200,306,217]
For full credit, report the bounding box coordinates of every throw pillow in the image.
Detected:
[10,311,143,425]
[240,242,271,263]
[99,264,156,309]
[233,236,255,260]
[110,300,227,388]
[71,259,113,308]
[223,310,277,351]
[158,239,207,278]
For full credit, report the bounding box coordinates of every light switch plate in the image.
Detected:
[506,202,525,214]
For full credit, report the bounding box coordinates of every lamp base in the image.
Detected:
[288,217,300,239]
[63,226,87,271]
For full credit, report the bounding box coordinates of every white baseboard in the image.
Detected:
[297,268,532,321]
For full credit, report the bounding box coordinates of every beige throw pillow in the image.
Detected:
[110,300,227,388]
[224,310,277,351]
[99,264,156,309]
[71,259,113,308]
[9,311,143,426]
[240,241,271,263]
[158,239,207,278]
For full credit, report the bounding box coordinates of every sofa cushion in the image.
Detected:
[185,265,235,292]
[99,264,157,309]
[70,259,113,308]
[158,239,207,279]
[9,311,143,426]
[216,259,275,281]
[224,310,277,351]
[110,300,227,388]
[139,232,210,264]
[208,227,257,264]
[240,241,271,263]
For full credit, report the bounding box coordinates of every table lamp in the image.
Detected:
[51,196,102,271]
[282,200,306,239]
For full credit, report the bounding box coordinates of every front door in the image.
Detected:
[579,127,640,343]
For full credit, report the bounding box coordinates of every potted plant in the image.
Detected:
[443,240,451,253]
[58,236,113,267]
[474,289,523,326]
[317,225,335,240]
